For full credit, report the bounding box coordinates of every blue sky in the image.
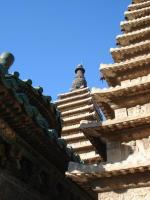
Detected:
[0,0,130,100]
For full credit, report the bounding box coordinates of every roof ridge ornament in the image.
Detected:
[0,52,15,75]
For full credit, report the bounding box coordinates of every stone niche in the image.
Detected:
[107,137,150,163]
[98,186,150,200]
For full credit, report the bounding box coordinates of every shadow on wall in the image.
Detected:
[107,142,134,163]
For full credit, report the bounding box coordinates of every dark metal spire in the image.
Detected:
[71,64,87,91]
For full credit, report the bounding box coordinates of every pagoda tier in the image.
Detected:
[116,26,150,46]
[100,0,150,87]
[77,77,150,141]
[133,0,150,4]
[110,40,150,62]
[101,53,150,86]
[121,15,150,33]
[92,77,150,118]
[125,5,150,20]
[67,159,150,195]
[80,115,150,142]
[57,87,88,99]
[55,87,102,164]
[128,1,150,11]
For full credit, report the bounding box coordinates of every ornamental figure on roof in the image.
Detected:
[71,64,87,91]
[0,52,15,74]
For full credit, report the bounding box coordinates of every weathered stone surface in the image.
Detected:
[127,103,150,118]
[107,137,150,163]
[115,108,127,119]
[98,187,150,200]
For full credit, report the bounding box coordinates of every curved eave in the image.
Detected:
[110,40,150,62]
[67,160,150,179]
[67,160,150,193]
[63,111,96,124]
[100,53,150,81]
[117,26,150,46]
[128,1,150,11]
[61,104,94,117]
[125,6,150,20]
[62,123,80,134]
[55,91,90,106]
[57,87,89,100]
[80,113,150,142]
[133,0,150,4]
[121,15,150,33]
[57,97,92,111]
[91,80,150,120]
[91,79,150,102]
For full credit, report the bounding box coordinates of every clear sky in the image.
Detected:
[0,0,131,100]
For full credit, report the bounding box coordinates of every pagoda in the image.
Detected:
[55,64,105,164]
[67,0,150,199]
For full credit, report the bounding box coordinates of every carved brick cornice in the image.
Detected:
[128,1,150,11]
[63,111,96,125]
[55,91,90,106]
[110,40,150,62]
[121,15,150,33]
[92,75,150,104]
[133,0,150,4]
[61,104,94,117]
[57,87,89,100]
[67,160,150,193]
[116,26,150,46]
[125,5,150,20]
[80,114,150,142]
[101,53,150,85]
[57,97,92,111]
